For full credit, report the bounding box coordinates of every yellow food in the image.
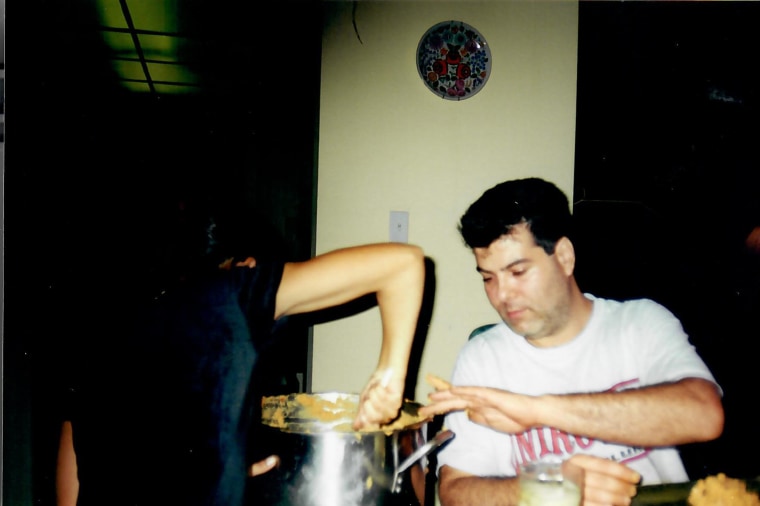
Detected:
[688,473,760,506]
[261,393,426,434]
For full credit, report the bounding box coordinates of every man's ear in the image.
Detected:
[555,237,576,275]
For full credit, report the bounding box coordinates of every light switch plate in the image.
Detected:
[389,211,409,243]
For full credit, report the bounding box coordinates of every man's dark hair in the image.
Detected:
[458,177,573,254]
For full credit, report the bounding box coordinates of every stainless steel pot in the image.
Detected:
[254,392,453,506]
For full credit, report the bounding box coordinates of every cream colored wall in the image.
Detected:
[313,1,578,402]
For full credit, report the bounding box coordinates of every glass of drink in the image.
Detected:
[518,456,583,506]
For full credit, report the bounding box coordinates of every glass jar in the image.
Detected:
[518,456,583,506]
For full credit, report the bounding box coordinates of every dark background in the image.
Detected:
[573,1,760,482]
[6,1,760,504]
[6,1,322,504]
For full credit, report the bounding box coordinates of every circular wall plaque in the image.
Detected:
[416,20,492,101]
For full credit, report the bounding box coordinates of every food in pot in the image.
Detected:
[688,473,760,506]
[261,392,427,434]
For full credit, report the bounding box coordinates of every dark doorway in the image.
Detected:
[574,1,760,480]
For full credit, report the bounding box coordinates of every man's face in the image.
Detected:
[473,224,574,346]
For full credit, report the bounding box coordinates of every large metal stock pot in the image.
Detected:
[255,392,453,506]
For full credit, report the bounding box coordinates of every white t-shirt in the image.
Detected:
[436,296,720,485]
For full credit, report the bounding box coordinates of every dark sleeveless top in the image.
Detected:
[67,261,285,505]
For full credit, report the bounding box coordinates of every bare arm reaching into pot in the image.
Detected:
[244,244,425,477]
[273,242,426,430]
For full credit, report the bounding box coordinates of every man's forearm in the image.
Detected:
[536,378,723,446]
[438,467,520,506]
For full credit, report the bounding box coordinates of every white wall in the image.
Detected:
[313,1,578,402]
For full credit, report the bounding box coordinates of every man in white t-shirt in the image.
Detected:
[419,178,724,506]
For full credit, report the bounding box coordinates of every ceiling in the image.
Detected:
[18,0,322,102]
[87,0,208,95]
[12,0,325,280]
[13,0,324,194]
[82,0,327,97]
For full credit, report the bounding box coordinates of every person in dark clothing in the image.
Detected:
[54,198,426,506]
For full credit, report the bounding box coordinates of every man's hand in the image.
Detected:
[419,385,536,434]
[354,368,405,431]
[568,454,640,506]
[248,456,279,477]
[426,373,452,391]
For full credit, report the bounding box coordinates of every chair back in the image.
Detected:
[468,323,497,340]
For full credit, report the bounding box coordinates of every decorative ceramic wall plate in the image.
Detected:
[416,20,491,101]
